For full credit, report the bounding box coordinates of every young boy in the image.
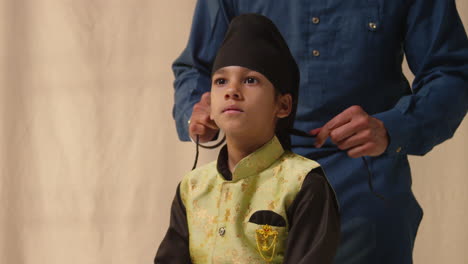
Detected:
[155,14,340,264]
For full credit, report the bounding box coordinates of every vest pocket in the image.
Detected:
[243,221,288,263]
[248,210,287,227]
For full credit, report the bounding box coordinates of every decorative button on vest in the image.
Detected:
[218,227,226,236]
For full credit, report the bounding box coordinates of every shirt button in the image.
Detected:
[311,17,320,24]
[218,227,226,236]
[368,22,378,30]
[312,50,320,57]
[396,147,402,153]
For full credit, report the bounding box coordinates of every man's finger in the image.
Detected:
[329,117,368,144]
[189,121,220,143]
[315,112,353,147]
[315,106,366,148]
[347,142,374,158]
[190,115,218,130]
[314,126,331,148]
[309,128,321,135]
[336,129,371,150]
[201,92,211,105]
[190,123,206,136]
[202,116,218,130]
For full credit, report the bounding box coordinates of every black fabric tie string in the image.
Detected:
[191,134,226,170]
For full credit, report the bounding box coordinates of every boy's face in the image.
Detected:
[210,66,291,139]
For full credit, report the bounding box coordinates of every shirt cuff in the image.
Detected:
[373,108,411,156]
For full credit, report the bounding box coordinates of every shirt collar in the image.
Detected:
[216,136,285,182]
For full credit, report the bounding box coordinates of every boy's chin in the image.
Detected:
[221,125,251,138]
[222,127,244,136]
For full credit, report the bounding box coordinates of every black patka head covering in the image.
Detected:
[212,13,300,150]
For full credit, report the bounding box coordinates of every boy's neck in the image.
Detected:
[226,134,274,173]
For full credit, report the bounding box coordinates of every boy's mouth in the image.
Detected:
[222,106,244,113]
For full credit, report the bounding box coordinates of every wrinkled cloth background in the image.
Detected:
[0,1,467,263]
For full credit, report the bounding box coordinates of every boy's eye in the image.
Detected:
[214,78,226,85]
[244,77,258,84]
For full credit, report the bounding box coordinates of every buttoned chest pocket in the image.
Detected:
[335,1,381,68]
[298,0,384,108]
[308,0,383,99]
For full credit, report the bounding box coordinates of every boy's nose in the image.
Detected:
[225,85,242,100]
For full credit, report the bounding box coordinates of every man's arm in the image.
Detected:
[172,0,235,141]
[313,0,467,157]
[373,0,468,156]
[154,184,192,264]
[283,167,341,264]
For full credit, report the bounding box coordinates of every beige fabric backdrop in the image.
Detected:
[0,1,466,263]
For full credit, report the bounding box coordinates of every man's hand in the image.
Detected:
[189,92,219,143]
[311,105,389,158]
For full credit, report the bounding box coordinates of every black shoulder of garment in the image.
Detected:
[154,183,192,264]
[283,166,341,264]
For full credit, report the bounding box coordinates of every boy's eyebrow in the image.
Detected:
[213,67,258,76]
[213,68,227,75]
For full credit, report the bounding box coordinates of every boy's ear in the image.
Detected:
[276,94,292,118]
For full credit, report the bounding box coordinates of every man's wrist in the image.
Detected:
[373,108,409,156]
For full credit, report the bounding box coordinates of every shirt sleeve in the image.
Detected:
[172,0,236,141]
[373,0,468,156]
[154,184,192,264]
[283,167,341,264]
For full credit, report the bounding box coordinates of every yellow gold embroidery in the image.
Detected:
[267,200,276,210]
[235,204,241,213]
[225,190,233,202]
[207,215,218,225]
[255,225,278,262]
[206,229,214,239]
[224,208,231,222]
[297,174,304,182]
[273,165,283,177]
[241,182,249,192]
[190,179,198,190]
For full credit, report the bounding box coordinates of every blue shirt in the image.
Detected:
[173,0,467,157]
[171,1,467,262]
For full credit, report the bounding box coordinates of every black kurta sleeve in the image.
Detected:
[283,167,341,264]
[154,183,192,264]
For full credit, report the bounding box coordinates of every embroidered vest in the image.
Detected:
[180,136,321,264]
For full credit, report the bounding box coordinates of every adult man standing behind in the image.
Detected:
[171,1,468,263]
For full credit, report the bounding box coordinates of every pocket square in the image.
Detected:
[248,210,286,227]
